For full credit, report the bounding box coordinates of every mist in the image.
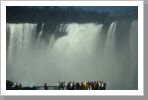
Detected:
[6,20,138,90]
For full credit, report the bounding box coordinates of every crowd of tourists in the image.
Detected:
[57,81,106,90]
[10,82,36,90]
[9,81,106,90]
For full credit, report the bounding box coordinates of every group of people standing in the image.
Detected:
[11,82,36,90]
[10,81,106,90]
[57,81,106,90]
[57,81,65,90]
[11,83,22,90]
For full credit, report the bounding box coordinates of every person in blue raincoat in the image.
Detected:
[30,83,34,89]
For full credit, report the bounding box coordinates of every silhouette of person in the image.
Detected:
[15,83,19,90]
[44,82,48,90]
[18,83,22,90]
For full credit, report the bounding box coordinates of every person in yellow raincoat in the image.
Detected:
[84,81,87,90]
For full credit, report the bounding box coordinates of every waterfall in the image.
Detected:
[48,34,55,51]
[104,21,117,60]
[7,23,37,64]
[127,20,138,89]
[130,20,138,55]
[6,23,37,85]
[102,21,117,77]
[49,23,103,80]
[51,23,103,59]
[6,21,138,90]
[36,23,44,46]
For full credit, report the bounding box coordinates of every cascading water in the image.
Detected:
[102,21,120,89]
[6,21,138,90]
[104,21,117,61]
[36,23,44,46]
[49,23,103,81]
[129,20,138,57]
[48,34,55,52]
[126,20,138,89]
[7,23,37,64]
[7,23,37,85]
